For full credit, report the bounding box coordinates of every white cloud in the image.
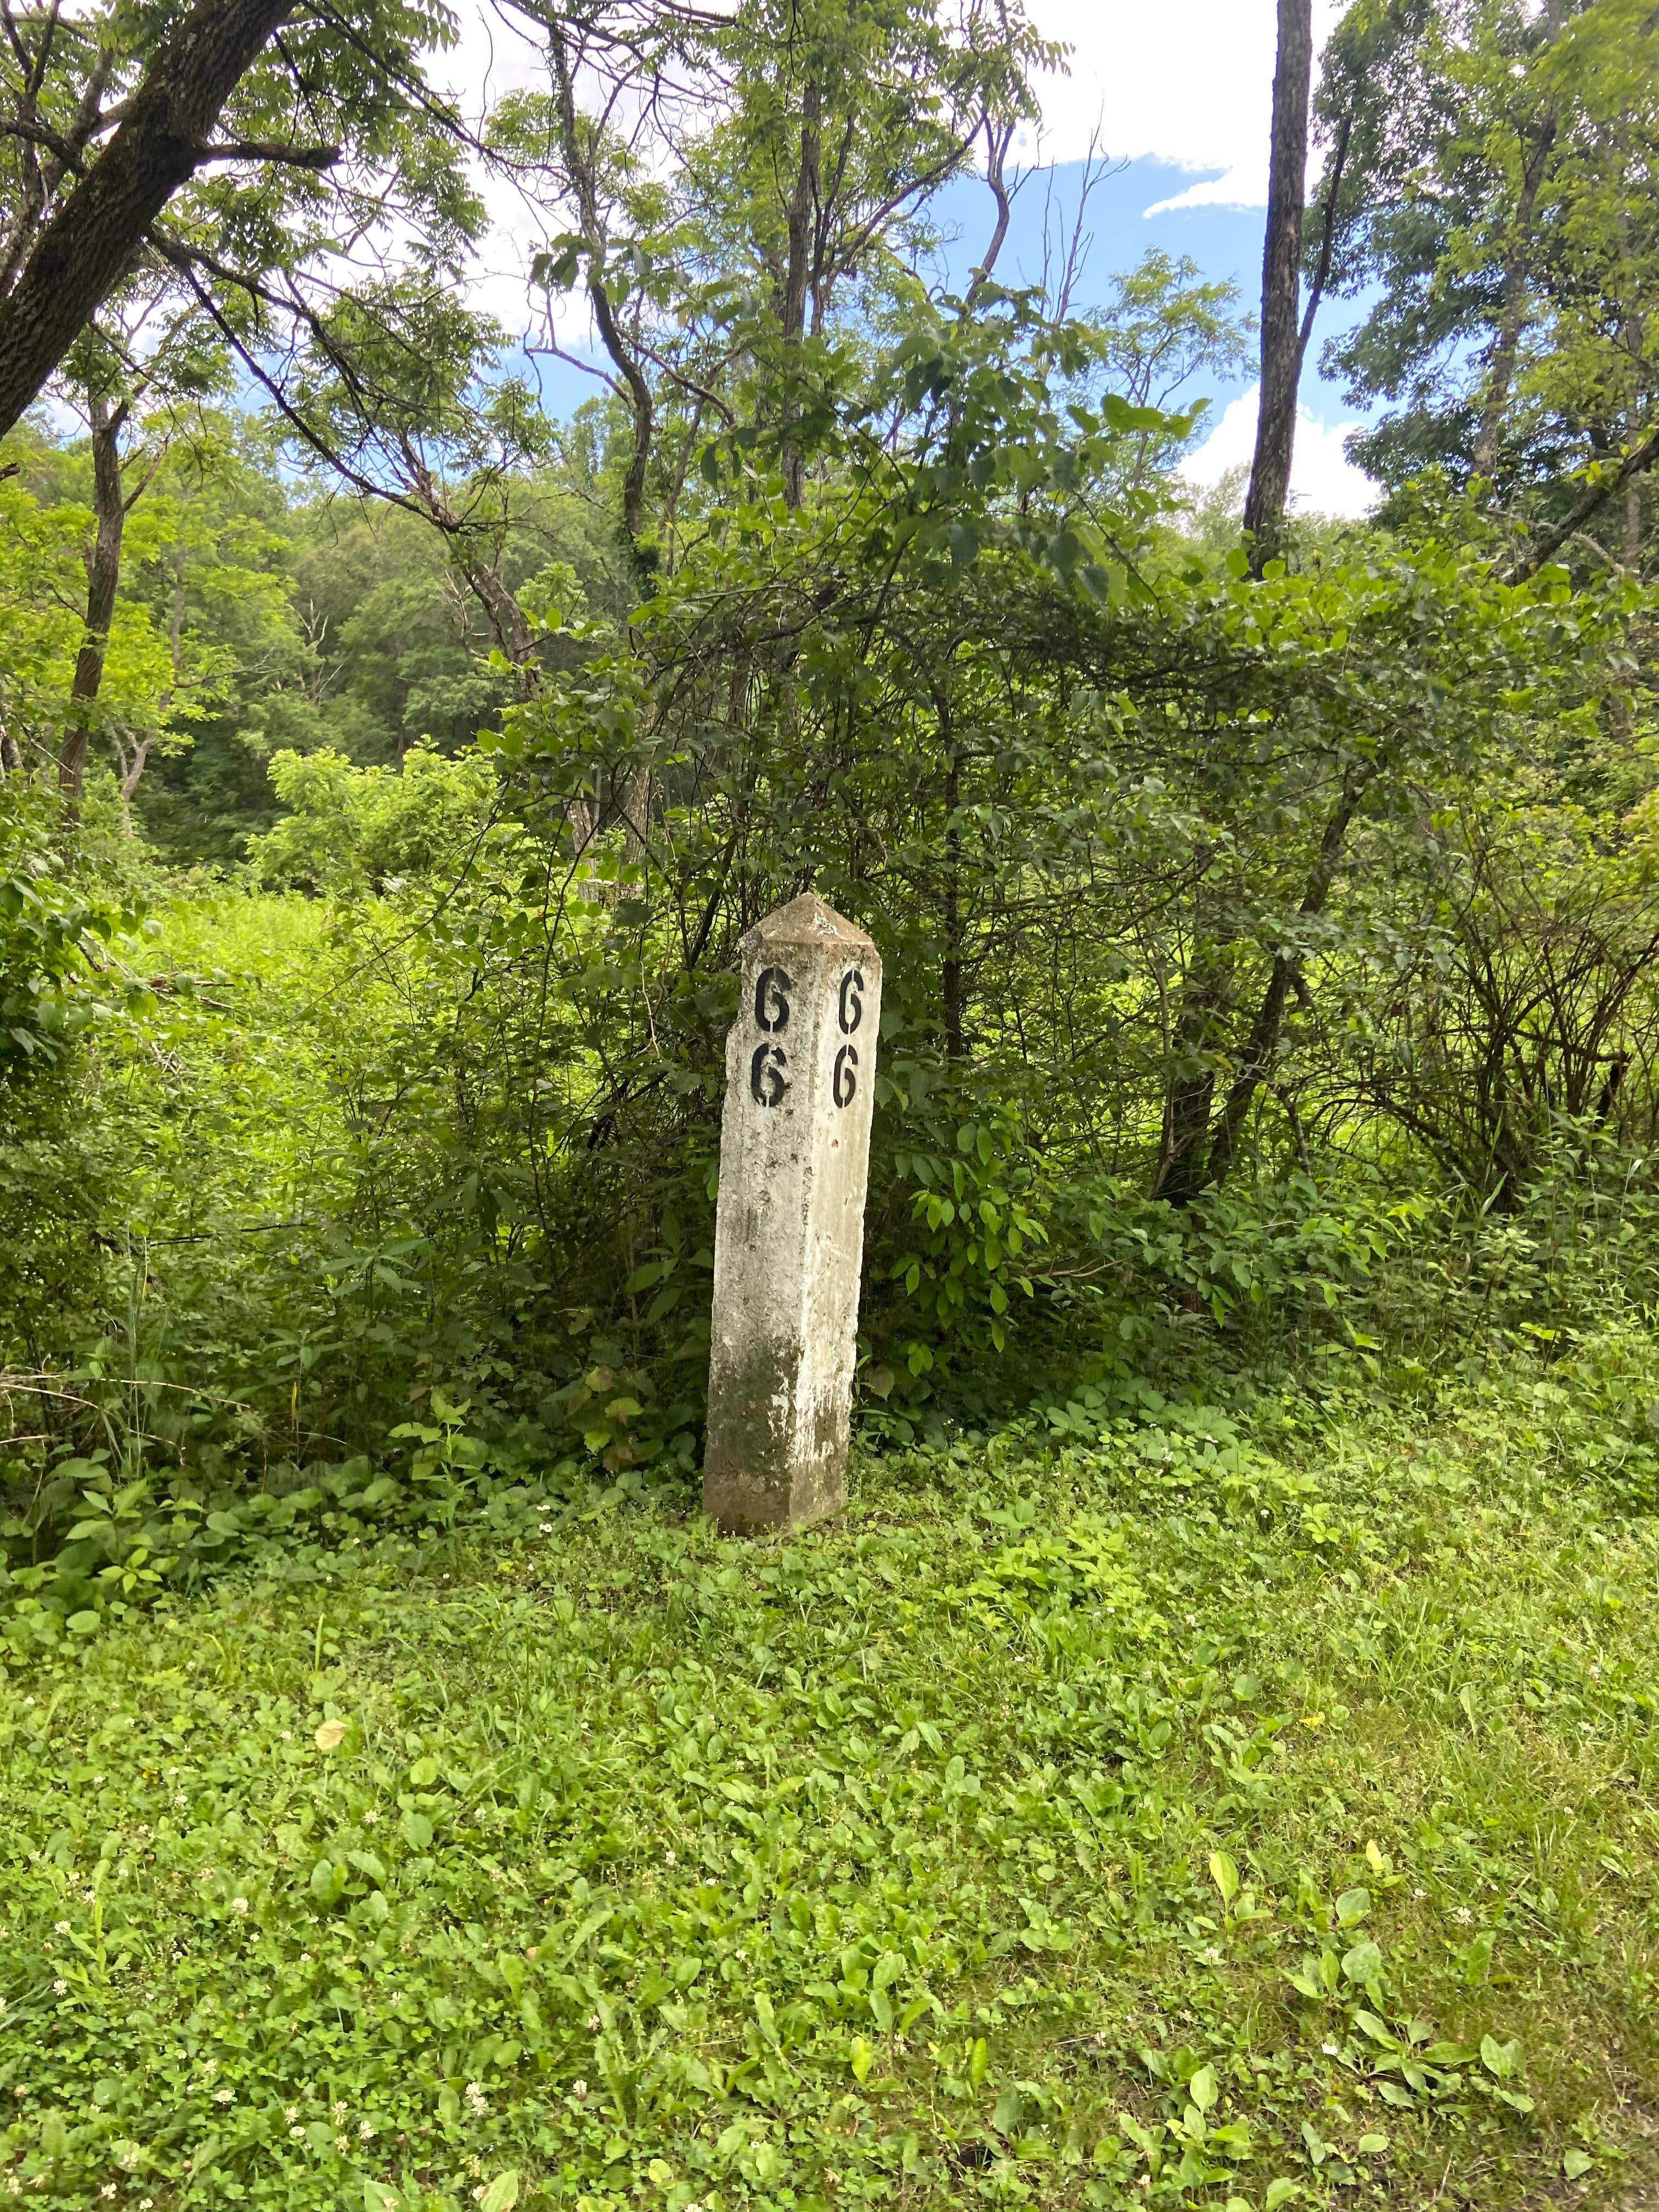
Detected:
[1143,166,1265,216]
[1021,0,1349,197]
[1181,384,1377,518]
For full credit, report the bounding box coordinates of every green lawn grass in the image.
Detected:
[5,1349,1659,2212]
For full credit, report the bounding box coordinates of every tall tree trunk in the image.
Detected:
[1150,902,1234,1205]
[546,16,654,584]
[0,0,292,438]
[966,114,1015,308]
[1471,0,1569,481]
[1243,0,1313,573]
[1470,118,1556,479]
[942,732,963,1062]
[1204,763,1373,1189]
[780,78,822,510]
[58,390,127,797]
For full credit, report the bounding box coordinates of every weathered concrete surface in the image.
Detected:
[703,893,883,1532]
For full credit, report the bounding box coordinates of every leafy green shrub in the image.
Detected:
[247,745,499,896]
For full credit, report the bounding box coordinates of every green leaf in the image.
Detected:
[1335,1886,1370,1925]
[1209,1850,1240,1907]
[1563,2149,1594,2180]
[1189,2064,1217,2112]
[1480,2034,1520,2079]
[1341,1939,1383,1985]
[308,1859,344,1904]
[478,2175,519,2212]
[1265,2182,1300,2210]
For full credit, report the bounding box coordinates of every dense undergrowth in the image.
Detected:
[4,1341,1659,2210]
[9,858,1659,1662]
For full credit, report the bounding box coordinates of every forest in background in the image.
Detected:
[3,0,1659,1603]
[6,1,1659,2208]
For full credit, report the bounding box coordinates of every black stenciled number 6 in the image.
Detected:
[832,1043,858,1108]
[751,1042,788,1107]
[838,966,864,1034]
[755,965,792,1033]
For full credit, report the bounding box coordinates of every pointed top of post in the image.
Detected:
[746,891,876,956]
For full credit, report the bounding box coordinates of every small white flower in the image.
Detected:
[465,2081,488,2115]
[389,1991,403,2006]
[358,2120,375,2141]
[1322,2041,1340,2057]
[664,1850,676,1866]
[289,2126,306,2142]
[4,2180,17,2197]
[285,2107,298,2123]
[101,2188,116,2200]
[54,1922,70,1936]
[334,2135,348,2153]
[231,1898,249,1916]
[572,2079,589,2101]
[588,2012,601,2031]
[363,1811,380,1825]
[52,1978,67,1995]
[1201,1946,1222,1964]
[331,2101,347,2124]
[215,2088,233,2104]
[1455,1907,1474,1925]
[1413,1887,1427,1899]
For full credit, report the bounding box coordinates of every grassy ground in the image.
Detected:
[4,1347,1659,2212]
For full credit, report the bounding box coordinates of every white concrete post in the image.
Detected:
[703,893,883,1532]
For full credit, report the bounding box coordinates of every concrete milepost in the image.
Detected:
[703,893,883,1532]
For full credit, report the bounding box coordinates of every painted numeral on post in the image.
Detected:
[751,1041,788,1107]
[755,966,792,1033]
[832,1042,858,1108]
[838,967,864,1034]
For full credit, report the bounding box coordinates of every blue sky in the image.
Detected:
[921,153,1376,511]
[460,0,1378,514]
